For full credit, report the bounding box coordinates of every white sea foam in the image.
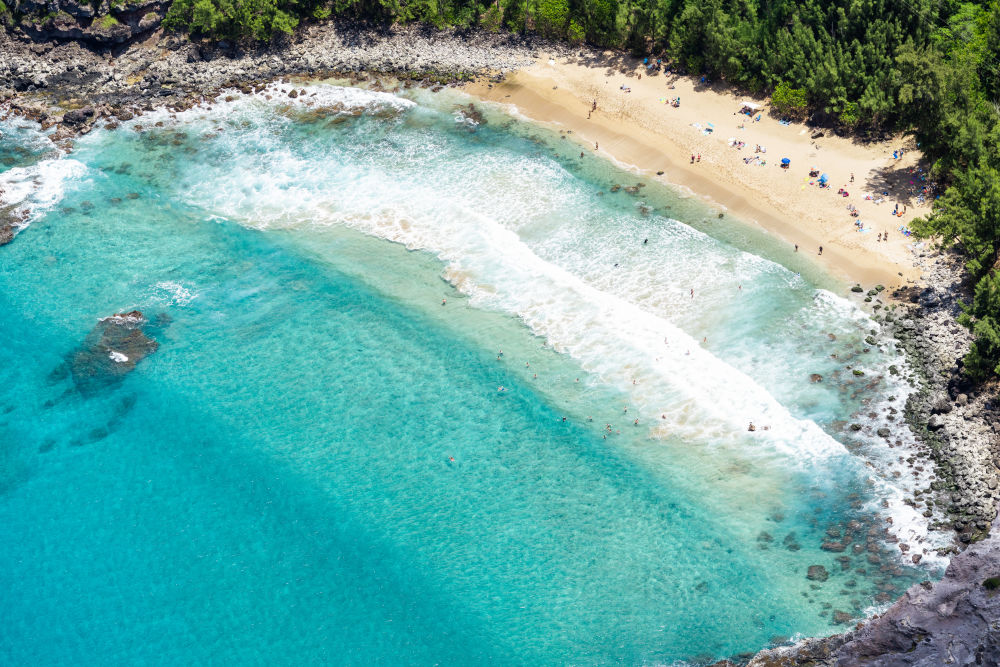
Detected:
[0,157,87,238]
[153,281,197,306]
[98,81,417,133]
[109,350,129,363]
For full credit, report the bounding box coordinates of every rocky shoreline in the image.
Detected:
[0,21,546,130]
[2,20,998,665]
[725,250,999,666]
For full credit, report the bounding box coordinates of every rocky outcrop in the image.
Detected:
[66,310,159,396]
[9,0,169,46]
[739,510,1000,666]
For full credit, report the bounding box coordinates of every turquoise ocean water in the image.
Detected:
[0,82,942,665]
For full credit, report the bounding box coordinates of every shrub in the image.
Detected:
[839,101,860,126]
[772,81,808,116]
[567,18,584,44]
[481,3,501,33]
[97,14,121,28]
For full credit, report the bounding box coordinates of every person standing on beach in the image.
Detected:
[818,246,823,255]
[794,244,799,252]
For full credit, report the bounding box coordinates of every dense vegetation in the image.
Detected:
[161,0,1000,379]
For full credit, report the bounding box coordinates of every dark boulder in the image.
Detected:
[68,311,158,396]
[927,415,945,431]
[62,106,95,126]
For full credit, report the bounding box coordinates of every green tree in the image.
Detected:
[535,0,569,38]
[771,81,808,116]
[960,271,1000,379]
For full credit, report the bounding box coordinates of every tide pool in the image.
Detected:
[0,84,940,665]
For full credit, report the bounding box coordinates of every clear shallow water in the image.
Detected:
[0,85,941,665]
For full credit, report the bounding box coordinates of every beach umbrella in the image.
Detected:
[781,158,791,165]
[819,173,829,184]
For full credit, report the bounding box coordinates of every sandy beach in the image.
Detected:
[467,53,933,287]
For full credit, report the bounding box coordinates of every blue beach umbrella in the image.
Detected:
[781,158,791,165]
[819,173,829,184]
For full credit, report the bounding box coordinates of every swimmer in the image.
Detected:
[441,298,446,305]
[562,417,567,422]
[497,386,506,392]
[533,373,537,379]
[643,238,648,245]
[690,288,694,298]
[634,418,639,426]
[623,406,628,413]
[587,416,593,422]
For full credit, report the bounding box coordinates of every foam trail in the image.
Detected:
[182,146,848,461]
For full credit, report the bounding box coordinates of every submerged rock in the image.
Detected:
[68,311,158,396]
[806,565,829,582]
[1,205,29,246]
